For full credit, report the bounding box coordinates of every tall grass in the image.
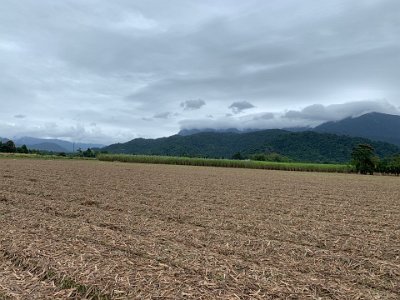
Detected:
[97,154,354,173]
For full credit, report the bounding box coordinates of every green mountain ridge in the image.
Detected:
[103,129,400,163]
[178,112,400,146]
[313,112,400,146]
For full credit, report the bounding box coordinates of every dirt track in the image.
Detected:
[0,159,399,299]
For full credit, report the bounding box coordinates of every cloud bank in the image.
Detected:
[0,1,400,143]
[180,100,400,131]
[283,101,398,122]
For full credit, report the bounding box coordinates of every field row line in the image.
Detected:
[0,248,111,300]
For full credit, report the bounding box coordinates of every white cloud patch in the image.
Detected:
[252,112,275,120]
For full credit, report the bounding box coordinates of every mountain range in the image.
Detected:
[179,112,400,146]
[2,112,399,161]
[313,112,400,146]
[103,130,399,164]
[0,136,105,153]
[104,112,400,163]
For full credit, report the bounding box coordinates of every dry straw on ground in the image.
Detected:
[0,159,399,299]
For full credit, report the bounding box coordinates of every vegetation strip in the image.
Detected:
[98,154,354,173]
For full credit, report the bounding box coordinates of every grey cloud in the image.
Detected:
[153,112,172,119]
[123,1,400,110]
[180,99,206,110]
[229,101,255,114]
[14,114,26,119]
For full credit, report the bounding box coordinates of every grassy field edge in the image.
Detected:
[97,154,354,173]
[0,153,96,161]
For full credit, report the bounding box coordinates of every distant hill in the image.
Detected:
[13,137,105,153]
[25,142,69,153]
[103,130,400,163]
[313,112,400,146]
[105,130,285,158]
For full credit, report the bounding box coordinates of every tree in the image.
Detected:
[0,140,16,153]
[379,154,400,175]
[83,148,96,158]
[17,144,29,154]
[231,152,244,160]
[76,148,83,156]
[351,144,377,175]
[388,155,400,175]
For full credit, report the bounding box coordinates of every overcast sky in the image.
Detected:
[1,0,400,144]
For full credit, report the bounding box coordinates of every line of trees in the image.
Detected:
[0,140,29,153]
[75,148,97,158]
[233,144,400,175]
[351,144,400,175]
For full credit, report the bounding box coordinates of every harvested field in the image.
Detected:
[0,159,399,299]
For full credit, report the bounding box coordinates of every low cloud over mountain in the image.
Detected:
[283,101,397,122]
[180,100,400,131]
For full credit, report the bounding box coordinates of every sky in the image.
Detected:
[1,0,400,144]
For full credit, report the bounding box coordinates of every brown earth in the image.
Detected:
[0,159,399,299]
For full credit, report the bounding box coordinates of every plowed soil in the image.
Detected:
[0,159,399,299]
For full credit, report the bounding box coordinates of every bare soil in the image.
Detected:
[0,159,399,299]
